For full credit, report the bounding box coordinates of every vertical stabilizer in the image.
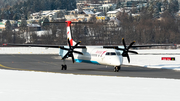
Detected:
[65,21,76,46]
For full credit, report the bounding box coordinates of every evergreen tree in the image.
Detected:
[43,17,49,29]
[153,1,160,18]
[20,17,27,32]
[162,0,168,11]
[5,20,12,31]
[169,0,179,13]
[0,0,77,20]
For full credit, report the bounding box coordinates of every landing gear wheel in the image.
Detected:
[61,65,67,70]
[64,65,67,70]
[114,66,121,72]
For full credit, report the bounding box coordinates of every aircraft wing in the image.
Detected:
[3,43,174,49]
[2,43,86,49]
[103,44,175,49]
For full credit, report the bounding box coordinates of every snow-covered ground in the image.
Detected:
[0,48,180,101]
[0,69,180,101]
[123,49,180,71]
[0,47,180,70]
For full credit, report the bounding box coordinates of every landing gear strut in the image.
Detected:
[61,60,67,70]
[114,66,121,72]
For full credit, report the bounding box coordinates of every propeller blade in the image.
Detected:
[128,50,138,54]
[73,50,83,55]
[127,54,130,63]
[71,55,75,63]
[122,38,126,49]
[62,52,69,60]
[127,41,135,50]
[74,41,81,47]
[67,38,71,47]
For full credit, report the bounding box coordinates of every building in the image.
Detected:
[106,10,119,17]
[0,22,5,32]
[29,10,63,21]
[99,4,117,13]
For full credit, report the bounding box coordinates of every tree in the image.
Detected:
[42,17,49,29]
[5,20,12,31]
[169,0,179,13]
[19,17,27,34]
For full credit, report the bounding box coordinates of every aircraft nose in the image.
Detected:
[112,57,122,66]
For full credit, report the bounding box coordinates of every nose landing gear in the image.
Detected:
[114,66,121,72]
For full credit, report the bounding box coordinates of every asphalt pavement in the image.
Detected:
[0,54,180,79]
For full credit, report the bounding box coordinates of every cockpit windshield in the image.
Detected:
[105,52,121,56]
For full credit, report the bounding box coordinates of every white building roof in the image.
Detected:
[107,10,118,14]
[83,10,94,14]
[27,24,41,27]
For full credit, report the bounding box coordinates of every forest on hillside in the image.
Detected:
[0,0,26,9]
[0,0,180,46]
[0,0,76,20]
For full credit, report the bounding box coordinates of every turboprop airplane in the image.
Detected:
[3,21,174,72]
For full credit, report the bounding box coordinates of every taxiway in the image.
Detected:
[0,54,179,79]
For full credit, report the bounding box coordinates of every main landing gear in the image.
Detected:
[61,65,67,70]
[114,66,121,72]
[61,60,67,70]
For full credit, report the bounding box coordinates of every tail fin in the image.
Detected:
[65,21,76,46]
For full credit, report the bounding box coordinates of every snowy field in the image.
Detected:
[0,48,180,101]
[0,69,180,101]
[123,49,180,71]
[0,47,180,70]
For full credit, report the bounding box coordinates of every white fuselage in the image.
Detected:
[72,47,123,67]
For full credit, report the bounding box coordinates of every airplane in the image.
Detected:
[3,21,174,72]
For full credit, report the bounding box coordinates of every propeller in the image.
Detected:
[61,39,83,63]
[116,38,138,63]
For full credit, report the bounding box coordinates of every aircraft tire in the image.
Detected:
[114,67,118,72]
[114,66,120,72]
[64,65,67,70]
[61,65,67,70]
[61,65,64,70]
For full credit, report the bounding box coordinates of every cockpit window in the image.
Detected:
[111,52,116,55]
[105,52,116,55]
[105,52,110,55]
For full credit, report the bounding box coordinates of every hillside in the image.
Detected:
[0,0,76,20]
[0,0,26,9]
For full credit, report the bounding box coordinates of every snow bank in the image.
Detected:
[0,69,180,101]
[123,49,180,70]
[0,47,59,54]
